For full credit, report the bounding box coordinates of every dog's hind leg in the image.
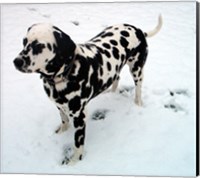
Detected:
[132,67,144,106]
[127,47,148,106]
[55,108,70,134]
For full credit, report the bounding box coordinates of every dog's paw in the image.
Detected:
[55,122,69,134]
[135,98,143,106]
[61,146,83,166]
[61,155,80,166]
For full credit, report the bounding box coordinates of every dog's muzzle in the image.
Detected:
[13,57,31,73]
[14,58,24,69]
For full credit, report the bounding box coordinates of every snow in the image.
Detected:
[1,1,197,176]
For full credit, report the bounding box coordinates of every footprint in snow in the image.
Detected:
[91,109,109,120]
[169,89,190,97]
[27,7,37,12]
[164,88,189,113]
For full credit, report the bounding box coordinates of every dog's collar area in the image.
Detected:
[41,74,66,86]
[40,55,76,86]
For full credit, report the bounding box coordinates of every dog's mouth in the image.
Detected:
[18,67,32,73]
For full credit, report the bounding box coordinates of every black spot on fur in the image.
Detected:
[23,38,28,46]
[44,86,50,97]
[23,45,31,55]
[23,56,31,66]
[52,89,58,99]
[92,39,101,43]
[120,36,129,48]
[56,81,80,99]
[105,26,113,31]
[96,46,110,58]
[79,155,82,160]
[74,112,85,128]
[102,43,111,49]
[121,54,125,62]
[53,44,57,53]
[45,55,63,74]
[101,32,114,38]
[113,74,117,80]
[47,43,52,51]
[90,31,105,41]
[131,29,148,72]
[100,67,103,76]
[81,83,91,98]
[68,55,89,82]
[27,24,37,32]
[107,77,113,87]
[75,126,85,148]
[80,47,85,53]
[56,97,68,105]
[110,40,118,46]
[107,62,112,71]
[66,82,80,94]
[104,50,111,58]
[53,26,61,32]
[120,30,130,37]
[115,65,119,72]
[69,96,81,114]
[97,52,103,65]
[112,47,120,59]
[85,44,93,50]
[31,40,45,55]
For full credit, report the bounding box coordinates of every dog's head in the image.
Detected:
[13,23,76,76]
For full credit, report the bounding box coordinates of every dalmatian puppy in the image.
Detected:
[13,15,162,165]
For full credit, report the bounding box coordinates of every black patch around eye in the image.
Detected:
[31,40,45,55]
[23,38,28,46]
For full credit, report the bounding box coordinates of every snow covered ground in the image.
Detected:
[1,2,197,176]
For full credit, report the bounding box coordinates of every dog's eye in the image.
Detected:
[23,38,28,46]
[31,40,45,55]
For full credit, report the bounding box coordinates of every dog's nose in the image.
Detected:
[14,58,24,68]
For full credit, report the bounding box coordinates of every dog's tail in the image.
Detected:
[144,14,163,38]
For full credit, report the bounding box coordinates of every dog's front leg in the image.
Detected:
[55,108,70,134]
[62,109,86,165]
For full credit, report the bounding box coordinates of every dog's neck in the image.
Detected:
[40,54,76,86]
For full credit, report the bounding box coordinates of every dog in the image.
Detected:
[13,15,162,165]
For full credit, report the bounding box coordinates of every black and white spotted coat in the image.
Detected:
[13,15,162,165]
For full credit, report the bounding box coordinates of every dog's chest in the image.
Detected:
[43,80,78,107]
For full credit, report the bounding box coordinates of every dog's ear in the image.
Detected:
[53,26,76,61]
